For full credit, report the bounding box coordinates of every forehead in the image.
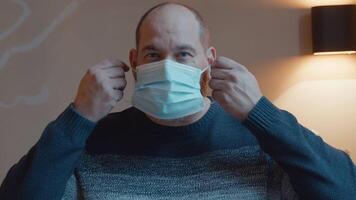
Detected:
[138,5,202,51]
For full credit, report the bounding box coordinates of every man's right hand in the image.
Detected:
[73,59,129,122]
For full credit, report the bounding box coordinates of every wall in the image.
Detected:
[1,0,355,182]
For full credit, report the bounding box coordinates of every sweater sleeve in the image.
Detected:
[243,96,356,200]
[0,104,96,200]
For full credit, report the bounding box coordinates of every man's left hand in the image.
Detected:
[209,56,263,120]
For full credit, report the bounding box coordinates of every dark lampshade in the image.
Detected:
[311,4,356,55]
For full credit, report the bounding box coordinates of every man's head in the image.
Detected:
[129,2,216,96]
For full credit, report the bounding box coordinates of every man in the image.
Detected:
[1,2,355,200]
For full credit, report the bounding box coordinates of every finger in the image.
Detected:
[91,59,114,70]
[209,79,230,90]
[104,67,125,78]
[99,59,130,72]
[103,62,130,72]
[121,62,130,72]
[109,78,127,90]
[212,90,228,102]
[212,90,224,100]
[213,56,247,71]
[212,57,235,69]
[211,68,233,80]
[111,60,130,72]
[112,90,123,101]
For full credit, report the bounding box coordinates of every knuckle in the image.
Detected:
[215,57,223,66]
[208,80,214,88]
[221,93,228,102]
[114,91,123,102]
[214,91,227,103]
[212,90,219,98]
[217,56,225,62]
[116,67,124,76]
[122,79,127,86]
[229,72,238,82]
[117,66,124,72]
[103,85,112,95]
[94,72,103,83]
[116,79,126,89]
[210,80,219,89]
[88,68,96,76]
[210,68,217,74]
[226,82,234,92]
[117,90,123,97]
[218,56,229,64]
[109,58,121,65]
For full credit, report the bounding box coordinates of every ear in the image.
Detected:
[206,46,217,66]
[129,48,138,81]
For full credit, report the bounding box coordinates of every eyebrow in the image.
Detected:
[140,44,197,54]
[174,44,197,54]
[141,45,158,53]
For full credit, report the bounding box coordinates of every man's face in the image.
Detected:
[130,5,216,95]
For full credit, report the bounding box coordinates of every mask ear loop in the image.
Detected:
[200,65,210,74]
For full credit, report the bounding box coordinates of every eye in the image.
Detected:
[144,52,160,59]
[177,51,194,60]
[177,51,193,58]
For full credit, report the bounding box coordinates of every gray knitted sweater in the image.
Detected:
[1,97,355,199]
[62,146,298,199]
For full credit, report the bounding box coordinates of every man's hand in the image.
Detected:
[73,59,129,122]
[209,57,262,120]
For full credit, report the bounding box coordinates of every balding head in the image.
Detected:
[129,2,216,97]
[135,2,210,50]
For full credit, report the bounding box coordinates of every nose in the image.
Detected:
[159,54,175,62]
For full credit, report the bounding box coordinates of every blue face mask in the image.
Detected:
[132,59,209,119]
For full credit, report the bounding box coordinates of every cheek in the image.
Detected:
[136,54,146,65]
[193,55,209,70]
[136,56,155,66]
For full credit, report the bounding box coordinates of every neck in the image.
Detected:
[147,97,211,127]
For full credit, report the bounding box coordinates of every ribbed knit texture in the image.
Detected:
[64,146,293,200]
[60,99,298,199]
[1,97,355,200]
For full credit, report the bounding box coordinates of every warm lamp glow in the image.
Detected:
[290,55,356,81]
[296,0,356,8]
[314,51,356,55]
[273,53,356,160]
[274,79,356,161]
[280,0,356,8]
